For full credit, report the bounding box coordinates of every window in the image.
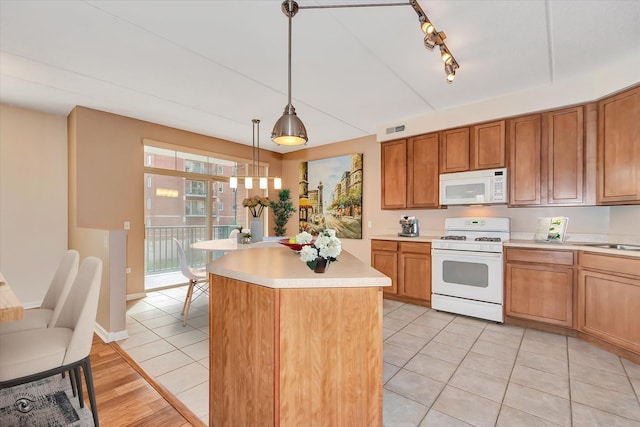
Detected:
[218,183,224,193]
[218,202,224,212]
[217,165,224,175]
[185,160,206,174]
[186,200,205,216]
[147,176,152,188]
[186,180,206,196]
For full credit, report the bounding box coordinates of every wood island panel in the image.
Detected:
[279,287,382,427]
[210,274,384,427]
[210,276,276,427]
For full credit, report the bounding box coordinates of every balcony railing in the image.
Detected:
[145,225,236,273]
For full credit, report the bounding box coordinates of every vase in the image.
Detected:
[250,218,263,242]
[314,258,330,273]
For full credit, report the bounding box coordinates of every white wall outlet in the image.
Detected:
[124,221,131,230]
[126,267,131,274]
[367,221,372,228]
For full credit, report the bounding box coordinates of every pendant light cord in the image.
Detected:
[287,8,292,107]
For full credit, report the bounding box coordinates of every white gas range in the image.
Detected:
[431,217,511,323]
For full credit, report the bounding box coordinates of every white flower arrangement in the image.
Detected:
[297,229,342,270]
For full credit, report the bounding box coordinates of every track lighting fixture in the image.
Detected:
[271,0,460,144]
[231,119,282,190]
[410,0,460,82]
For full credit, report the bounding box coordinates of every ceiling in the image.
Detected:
[1,1,639,153]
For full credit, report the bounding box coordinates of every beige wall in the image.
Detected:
[0,104,68,306]
[68,106,283,297]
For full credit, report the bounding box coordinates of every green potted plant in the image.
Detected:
[269,189,296,237]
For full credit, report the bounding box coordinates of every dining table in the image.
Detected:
[191,238,246,252]
[191,237,283,252]
[0,272,25,322]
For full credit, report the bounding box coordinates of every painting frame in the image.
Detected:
[298,153,363,239]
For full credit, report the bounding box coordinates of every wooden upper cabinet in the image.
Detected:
[381,139,407,209]
[597,85,640,204]
[545,106,585,205]
[508,114,542,206]
[509,107,587,207]
[381,134,440,210]
[408,133,440,208]
[440,127,470,173]
[471,120,506,170]
[440,122,506,173]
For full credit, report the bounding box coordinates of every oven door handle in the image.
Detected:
[431,249,503,259]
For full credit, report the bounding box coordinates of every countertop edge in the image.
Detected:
[505,240,640,258]
[206,247,392,289]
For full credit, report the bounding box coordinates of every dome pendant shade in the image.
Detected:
[272,103,308,146]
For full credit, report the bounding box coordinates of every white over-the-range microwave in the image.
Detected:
[439,168,507,205]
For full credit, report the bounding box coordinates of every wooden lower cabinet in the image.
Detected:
[371,240,398,295]
[371,240,431,305]
[399,242,431,302]
[578,252,640,355]
[210,275,383,426]
[505,248,575,327]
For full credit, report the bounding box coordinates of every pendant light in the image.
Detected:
[271,0,308,146]
[230,119,282,190]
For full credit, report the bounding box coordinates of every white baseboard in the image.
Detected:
[94,322,129,343]
[126,292,147,301]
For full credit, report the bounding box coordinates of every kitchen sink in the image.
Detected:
[577,243,640,251]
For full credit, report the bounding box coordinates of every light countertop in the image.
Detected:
[369,235,640,258]
[505,240,640,258]
[371,234,439,243]
[206,246,391,289]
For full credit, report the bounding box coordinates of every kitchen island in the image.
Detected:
[207,246,391,427]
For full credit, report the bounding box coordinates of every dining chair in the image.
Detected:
[0,249,79,335]
[174,238,208,326]
[0,256,103,427]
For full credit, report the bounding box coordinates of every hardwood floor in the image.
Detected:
[87,334,205,426]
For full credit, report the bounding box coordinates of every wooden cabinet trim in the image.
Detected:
[579,251,640,278]
[505,248,575,266]
[371,240,398,251]
[399,241,431,254]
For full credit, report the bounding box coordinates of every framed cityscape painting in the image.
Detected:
[298,153,363,239]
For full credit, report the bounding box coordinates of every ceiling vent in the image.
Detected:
[385,125,406,135]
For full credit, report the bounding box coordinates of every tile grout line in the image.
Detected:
[493,321,526,427]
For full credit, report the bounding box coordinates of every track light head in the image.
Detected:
[421,20,435,35]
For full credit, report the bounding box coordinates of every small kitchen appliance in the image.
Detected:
[431,217,510,322]
[398,216,420,237]
[440,168,507,206]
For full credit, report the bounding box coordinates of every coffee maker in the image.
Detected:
[398,215,420,237]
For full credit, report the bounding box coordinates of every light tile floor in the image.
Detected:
[120,287,640,427]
